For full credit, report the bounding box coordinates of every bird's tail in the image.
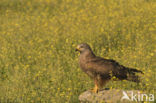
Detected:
[125,67,143,83]
[128,68,143,74]
[127,74,141,83]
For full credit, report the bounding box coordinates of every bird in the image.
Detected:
[75,43,143,93]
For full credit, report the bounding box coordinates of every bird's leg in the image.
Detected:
[99,79,109,90]
[93,83,98,93]
[92,79,99,93]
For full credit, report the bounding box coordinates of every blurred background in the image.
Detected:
[0,0,155,102]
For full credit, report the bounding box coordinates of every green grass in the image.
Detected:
[0,0,155,102]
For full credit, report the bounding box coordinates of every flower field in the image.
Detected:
[0,0,155,102]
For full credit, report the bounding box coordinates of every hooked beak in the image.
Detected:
[75,48,79,51]
[75,49,78,51]
[75,46,80,51]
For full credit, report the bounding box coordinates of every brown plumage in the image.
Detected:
[76,43,143,93]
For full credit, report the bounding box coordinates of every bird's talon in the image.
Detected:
[89,88,98,93]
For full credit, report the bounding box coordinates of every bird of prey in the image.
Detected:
[75,43,143,93]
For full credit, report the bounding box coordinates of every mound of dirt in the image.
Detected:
[79,89,143,103]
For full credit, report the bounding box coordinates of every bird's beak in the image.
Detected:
[75,49,78,51]
[75,46,80,51]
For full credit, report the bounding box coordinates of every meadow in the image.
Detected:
[0,0,155,102]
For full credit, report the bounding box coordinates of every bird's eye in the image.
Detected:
[80,46,84,48]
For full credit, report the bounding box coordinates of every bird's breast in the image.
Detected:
[79,59,87,71]
[86,70,96,78]
[79,58,96,78]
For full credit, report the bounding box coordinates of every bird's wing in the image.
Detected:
[86,57,125,77]
[84,55,142,81]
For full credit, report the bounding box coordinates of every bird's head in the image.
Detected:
[75,43,92,53]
